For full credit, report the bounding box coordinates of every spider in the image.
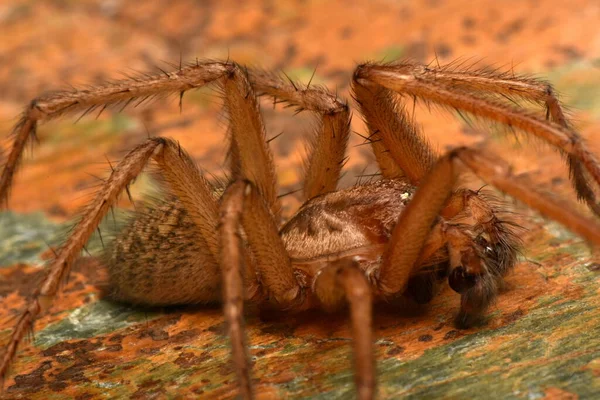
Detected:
[1,59,600,400]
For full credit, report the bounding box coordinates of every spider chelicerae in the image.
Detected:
[1,59,600,400]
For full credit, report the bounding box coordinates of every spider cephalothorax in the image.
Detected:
[2,60,600,400]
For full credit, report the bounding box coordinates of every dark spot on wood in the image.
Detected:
[435,43,452,58]
[49,380,68,392]
[340,26,353,39]
[170,329,200,344]
[104,344,123,352]
[444,330,459,340]
[387,346,405,356]
[207,321,227,335]
[57,362,92,383]
[587,263,600,273]
[139,347,161,355]
[284,43,297,62]
[554,46,583,61]
[139,378,161,389]
[55,355,72,364]
[75,394,94,400]
[503,309,524,324]
[9,361,52,393]
[174,351,209,368]
[148,329,169,341]
[101,366,116,375]
[108,334,124,343]
[131,378,166,400]
[43,340,102,357]
[496,18,525,43]
[462,17,475,29]
[418,334,433,342]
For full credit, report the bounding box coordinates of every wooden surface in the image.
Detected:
[1,0,600,398]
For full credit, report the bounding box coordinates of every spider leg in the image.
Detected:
[313,259,374,400]
[355,63,600,216]
[249,70,351,200]
[219,181,254,400]
[234,179,302,306]
[1,138,163,381]
[217,180,303,399]
[386,62,600,217]
[0,137,267,383]
[376,147,600,323]
[391,62,569,125]
[223,67,281,218]
[376,151,455,295]
[108,138,262,305]
[352,76,436,183]
[455,147,600,243]
[0,61,238,206]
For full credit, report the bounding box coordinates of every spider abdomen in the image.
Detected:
[104,199,222,305]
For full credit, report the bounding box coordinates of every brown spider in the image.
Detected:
[2,59,600,400]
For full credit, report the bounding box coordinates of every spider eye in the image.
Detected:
[448,266,479,294]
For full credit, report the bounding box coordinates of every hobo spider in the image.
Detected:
[1,60,600,400]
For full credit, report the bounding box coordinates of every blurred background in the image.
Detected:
[1,0,600,398]
[1,0,600,218]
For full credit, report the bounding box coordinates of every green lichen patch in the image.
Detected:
[34,300,159,349]
[546,60,600,119]
[0,211,62,266]
[0,209,130,267]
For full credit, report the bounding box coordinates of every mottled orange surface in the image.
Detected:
[1,0,600,399]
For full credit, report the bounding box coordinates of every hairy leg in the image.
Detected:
[236,180,302,307]
[354,62,600,216]
[313,259,374,400]
[0,60,351,212]
[0,137,270,382]
[216,179,304,399]
[249,70,351,200]
[219,181,254,400]
[390,61,600,216]
[352,77,436,182]
[1,138,163,381]
[223,67,281,218]
[0,61,235,205]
